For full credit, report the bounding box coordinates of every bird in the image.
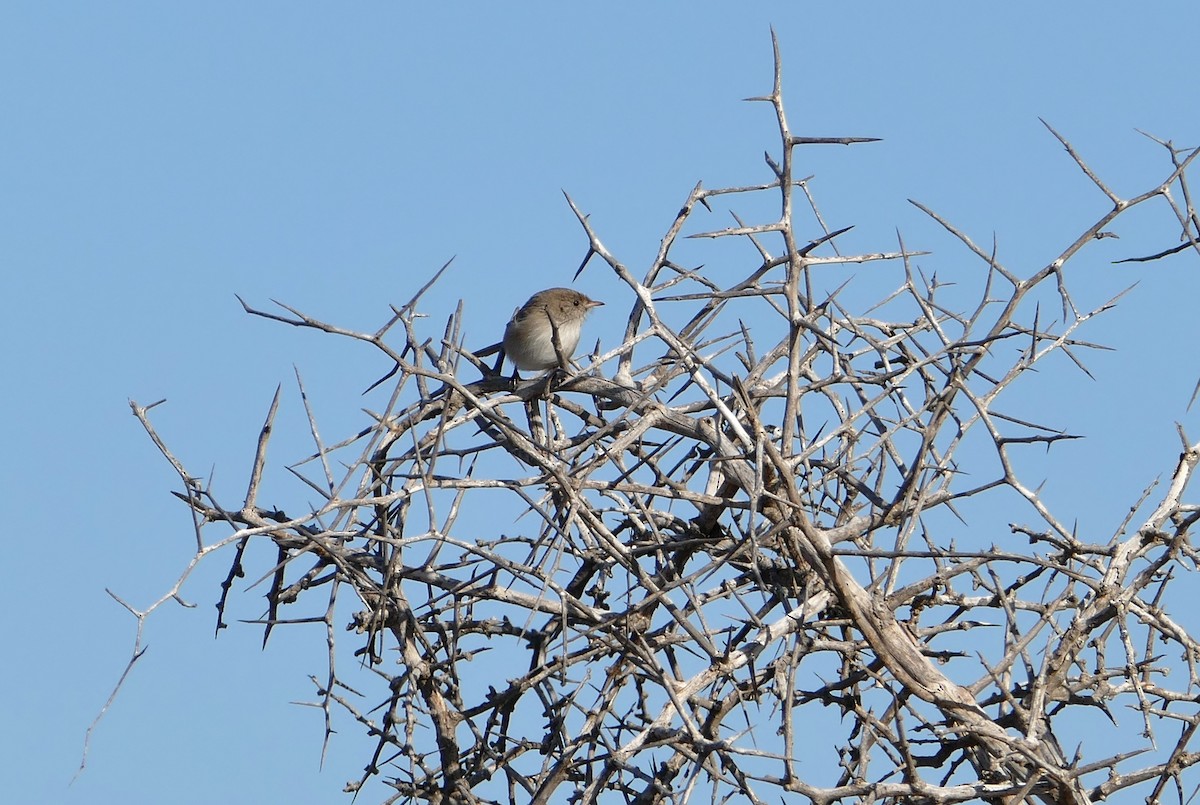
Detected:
[362,288,602,396]
[491,287,603,373]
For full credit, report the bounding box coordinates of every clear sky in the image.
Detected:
[5,4,1199,804]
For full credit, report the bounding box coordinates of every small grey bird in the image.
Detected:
[364,288,602,395]
[499,287,603,372]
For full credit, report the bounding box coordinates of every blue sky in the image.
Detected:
[5,4,1199,804]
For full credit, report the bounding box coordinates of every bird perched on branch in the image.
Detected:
[480,287,602,374]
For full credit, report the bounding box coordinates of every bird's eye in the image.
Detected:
[573,300,580,306]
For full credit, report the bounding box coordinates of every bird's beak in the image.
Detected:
[587,299,604,309]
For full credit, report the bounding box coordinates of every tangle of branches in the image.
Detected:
[119,34,1200,805]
